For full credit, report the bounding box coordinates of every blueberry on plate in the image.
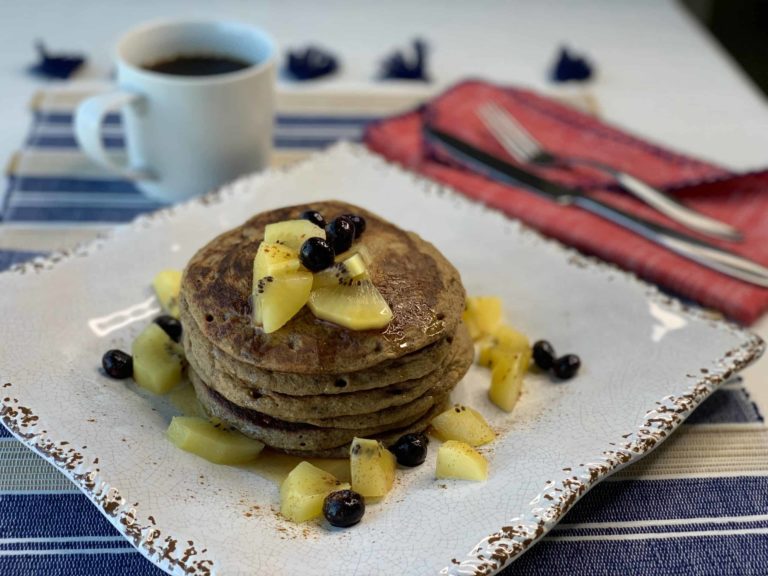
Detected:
[553,354,581,380]
[299,237,335,272]
[300,209,326,229]
[323,489,365,528]
[532,340,556,370]
[341,213,366,238]
[326,216,355,254]
[102,349,133,379]
[154,315,182,343]
[389,432,429,467]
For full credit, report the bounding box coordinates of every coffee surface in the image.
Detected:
[143,54,251,76]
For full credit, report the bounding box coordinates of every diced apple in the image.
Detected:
[152,269,182,318]
[280,461,350,523]
[132,323,184,394]
[488,348,530,412]
[493,325,530,353]
[462,309,482,341]
[167,416,264,464]
[350,437,396,498]
[264,220,324,251]
[436,440,488,481]
[465,296,503,335]
[430,404,495,446]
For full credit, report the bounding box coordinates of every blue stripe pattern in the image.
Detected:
[515,534,768,576]
[0,244,764,573]
[4,112,375,224]
[3,103,768,573]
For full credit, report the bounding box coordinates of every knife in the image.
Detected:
[424,125,768,288]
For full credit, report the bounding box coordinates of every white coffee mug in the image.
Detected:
[74,19,276,202]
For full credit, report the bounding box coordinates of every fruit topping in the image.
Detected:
[308,277,392,330]
[463,296,503,339]
[342,213,366,238]
[326,216,355,254]
[131,323,185,394]
[389,432,429,467]
[489,348,530,412]
[281,461,350,523]
[312,254,368,289]
[252,215,390,333]
[335,243,372,266]
[264,219,325,251]
[154,315,182,343]
[436,440,488,482]
[300,209,326,229]
[167,416,265,464]
[252,271,313,334]
[554,354,581,380]
[350,437,396,498]
[153,269,182,318]
[254,242,301,278]
[102,349,133,379]
[532,340,556,370]
[431,404,495,446]
[323,489,366,528]
[299,237,335,272]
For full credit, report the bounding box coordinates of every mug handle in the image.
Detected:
[74,91,153,180]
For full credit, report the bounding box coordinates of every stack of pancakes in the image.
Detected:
[179,201,471,457]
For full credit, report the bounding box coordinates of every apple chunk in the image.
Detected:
[280,461,350,523]
[350,437,396,498]
[436,440,488,481]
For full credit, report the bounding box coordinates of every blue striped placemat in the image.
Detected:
[1,88,767,575]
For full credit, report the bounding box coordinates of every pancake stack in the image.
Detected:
[179,201,471,458]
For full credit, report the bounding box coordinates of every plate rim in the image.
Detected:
[0,142,764,576]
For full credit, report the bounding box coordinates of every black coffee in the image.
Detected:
[143,54,251,76]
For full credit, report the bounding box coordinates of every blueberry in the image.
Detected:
[102,349,133,379]
[323,489,365,528]
[389,432,429,467]
[326,216,355,254]
[154,315,182,343]
[342,213,366,238]
[532,340,556,370]
[553,354,581,380]
[300,210,326,229]
[299,237,335,272]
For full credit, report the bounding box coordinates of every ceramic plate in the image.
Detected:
[0,144,763,576]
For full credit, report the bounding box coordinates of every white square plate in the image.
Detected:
[0,144,763,575]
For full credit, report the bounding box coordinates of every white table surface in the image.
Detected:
[1,0,767,409]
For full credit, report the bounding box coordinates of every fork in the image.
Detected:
[478,102,742,242]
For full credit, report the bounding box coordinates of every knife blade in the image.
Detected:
[424,124,768,288]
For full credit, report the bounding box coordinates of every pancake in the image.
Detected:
[184,324,473,421]
[180,299,455,396]
[180,201,465,374]
[190,368,453,452]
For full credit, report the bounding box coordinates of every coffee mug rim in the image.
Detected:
[115,18,276,85]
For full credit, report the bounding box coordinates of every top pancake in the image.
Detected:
[181,201,465,373]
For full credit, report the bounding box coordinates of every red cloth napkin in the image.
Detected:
[364,80,768,325]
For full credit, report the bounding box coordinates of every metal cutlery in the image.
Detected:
[478,102,742,242]
[424,124,768,288]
